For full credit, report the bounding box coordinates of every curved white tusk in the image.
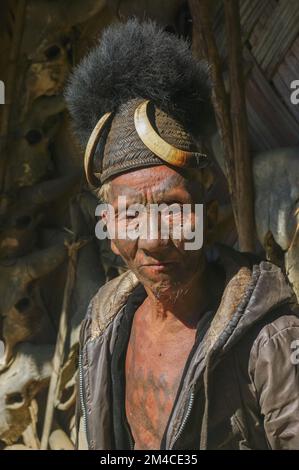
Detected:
[134,100,208,168]
[84,112,112,187]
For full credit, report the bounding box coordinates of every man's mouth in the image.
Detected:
[140,261,178,272]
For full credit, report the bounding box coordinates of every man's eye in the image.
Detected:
[126,212,138,220]
[162,205,183,217]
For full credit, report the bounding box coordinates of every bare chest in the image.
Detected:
[125,316,196,450]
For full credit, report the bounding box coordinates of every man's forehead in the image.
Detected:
[109,166,195,199]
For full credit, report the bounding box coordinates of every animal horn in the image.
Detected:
[134,100,208,168]
[21,244,67,283]
[84,112,113,187]
[20,173,81,207]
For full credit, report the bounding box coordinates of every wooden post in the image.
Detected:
[188,0,255,252]
[0,0,27,194]
[224,0,255,252]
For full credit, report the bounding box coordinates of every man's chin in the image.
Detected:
[136,270,189,301]
[136,266,176,286]
[152,281,191,303]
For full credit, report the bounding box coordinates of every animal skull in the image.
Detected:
[0,244,66,370]
[253,147,299,301]
[0,343,53,445]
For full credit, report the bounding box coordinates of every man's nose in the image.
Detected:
[137,211,171,253]
[138,232,170,253]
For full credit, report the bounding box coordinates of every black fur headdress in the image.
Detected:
[65,19,212,149]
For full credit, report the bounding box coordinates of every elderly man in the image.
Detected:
[66,20,299,450]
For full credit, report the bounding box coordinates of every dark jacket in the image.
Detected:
[76,250,299,450]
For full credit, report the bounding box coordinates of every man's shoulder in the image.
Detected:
[233,300,299,371]
[251,303,299,354]
[230,302,299,390]
[87,269,139,339]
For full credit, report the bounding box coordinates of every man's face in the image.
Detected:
[104,165,205,298]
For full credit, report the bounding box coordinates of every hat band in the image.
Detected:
[84,100,208,187]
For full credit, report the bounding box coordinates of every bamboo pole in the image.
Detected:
[40,239,87,450]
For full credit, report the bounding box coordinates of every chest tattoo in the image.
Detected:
[125,315,196,449]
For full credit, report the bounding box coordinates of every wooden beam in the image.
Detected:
[189,0,255,251]
[224,0,255,251]
[189,0,236,216]
[0,0,27,195]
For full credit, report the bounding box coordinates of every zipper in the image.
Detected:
[160,311,214,450]
[127,427,134,450]
[78,350,90,448]
[169,388,195,449]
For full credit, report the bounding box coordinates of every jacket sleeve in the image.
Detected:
[249,315,299,449]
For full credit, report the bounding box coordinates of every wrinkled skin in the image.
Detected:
[103,165,216,449]
[105,165,206,299]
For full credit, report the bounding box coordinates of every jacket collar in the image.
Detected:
[89,246,294,350]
